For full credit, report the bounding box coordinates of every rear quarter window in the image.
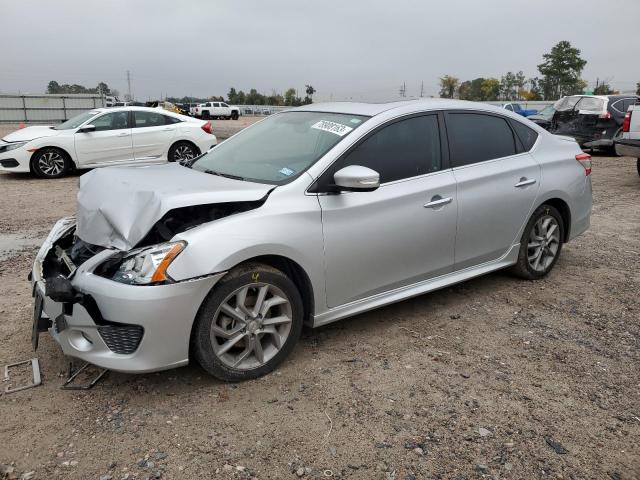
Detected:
[510,120,538,151]
[576,97,605,113]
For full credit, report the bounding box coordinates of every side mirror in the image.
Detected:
[333,165,380,192]
[77,124,96,133]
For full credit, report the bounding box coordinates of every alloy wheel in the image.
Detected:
[37,151,65,176]
[174,144,196,163]
[527,215,560,272]
[210,283,293,370]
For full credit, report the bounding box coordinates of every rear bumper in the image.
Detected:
[583,138,614,148]
[614,139,640,158]
[32,218,224,373]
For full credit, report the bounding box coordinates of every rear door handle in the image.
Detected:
[163,127,174,131]
[424,196,452,209]
[117,132,130,136]
[514,177,536,188]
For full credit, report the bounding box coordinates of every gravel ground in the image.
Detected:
[0,147,639,480]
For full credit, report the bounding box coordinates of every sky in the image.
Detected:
[2,0,639,102]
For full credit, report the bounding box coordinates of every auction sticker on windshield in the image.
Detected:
[311,120,353,137]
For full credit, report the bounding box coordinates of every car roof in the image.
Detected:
[92,106,182,115]
[291,99,510,117]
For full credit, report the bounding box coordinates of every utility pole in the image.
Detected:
[420,81,424,97]
[399,82,406,98]
[126,70,132,101]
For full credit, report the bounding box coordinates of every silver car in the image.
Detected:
[31,100,592,381]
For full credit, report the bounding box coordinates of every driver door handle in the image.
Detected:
[514,177,536,188]
[424,196,452,209]
[117,132,130,136]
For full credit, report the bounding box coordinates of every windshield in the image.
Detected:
[538,105,555,118]
[191,111,368,184]
[53,111,98,130]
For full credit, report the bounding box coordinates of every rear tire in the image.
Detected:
[202,111,210,120]
[168,141,199,164]
[231,111,239,120]
[31,147,72,178]
[636,158,640,177]
[192,263,303,382]
[510,204,564,280]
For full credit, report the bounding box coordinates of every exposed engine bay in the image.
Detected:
[42,200,266,282]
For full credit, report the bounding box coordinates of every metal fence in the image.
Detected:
[0,94,106,123]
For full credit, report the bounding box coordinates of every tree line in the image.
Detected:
[439,41,626,101]
[46,80,117,96]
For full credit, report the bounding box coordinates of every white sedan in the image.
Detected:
[0,106,217,178]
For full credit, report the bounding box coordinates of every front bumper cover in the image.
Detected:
[32,218,224,373]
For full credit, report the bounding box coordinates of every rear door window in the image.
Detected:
[134,111,167,128]
[446,113,517,167]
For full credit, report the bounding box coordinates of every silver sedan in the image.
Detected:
[31,99,592,381]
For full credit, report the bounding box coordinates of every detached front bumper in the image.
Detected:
[31,218,224,373]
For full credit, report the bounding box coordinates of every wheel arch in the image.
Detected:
[535,197,571,242]
[29,145,76,172]
[224,255,315,327]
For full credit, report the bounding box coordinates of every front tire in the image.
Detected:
[510,204,564,280]
[31,147,72,178]
[192,263,304,382]
[202,111,210,120]
[231,111,239,120]
[636,158,640,177]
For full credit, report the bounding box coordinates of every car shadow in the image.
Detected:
[89,267,524,394]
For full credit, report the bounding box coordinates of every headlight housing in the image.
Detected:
[0,141,28,153]
[111,241,186,285]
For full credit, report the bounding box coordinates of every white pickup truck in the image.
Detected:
[614,103,640,176]
[193,102,240,120]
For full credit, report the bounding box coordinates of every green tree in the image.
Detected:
[526,77,543,101]
[481,78,500,101]
[284,88,297,106]
[95,82,110,96]
[457,80,472,100]
[593,81,613,95]
[227,87,238,104]
[439,75,459,99]
[537,41,587,99]
[304,84,316,104]
[46,81,61,94]
[500,72,518,101]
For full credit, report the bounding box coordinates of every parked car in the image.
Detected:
[527,104,555,130]
[0,106,216,178]
[194,102,240,120]
[614,103,640,176]
[501,103,538,117]
[550,94,639,150]
[30,100,592,381]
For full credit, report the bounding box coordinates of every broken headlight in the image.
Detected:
[111,241,186,285]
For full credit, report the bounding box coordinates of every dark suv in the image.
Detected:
[550,95,638,150]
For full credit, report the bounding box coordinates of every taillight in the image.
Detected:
[622,111,631,132]
[201,121,213,135]
[576,153,592,176]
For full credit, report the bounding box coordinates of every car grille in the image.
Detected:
[97,324,143,354]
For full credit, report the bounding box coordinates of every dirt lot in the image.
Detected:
[0,146,639,479]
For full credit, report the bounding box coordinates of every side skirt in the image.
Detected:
[312,244,520,328]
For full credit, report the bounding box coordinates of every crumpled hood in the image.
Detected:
[2,126,59,143]
[76,163,273,250]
